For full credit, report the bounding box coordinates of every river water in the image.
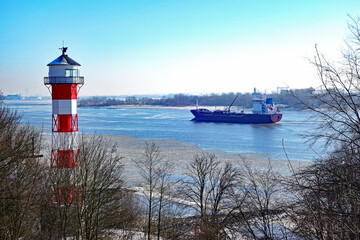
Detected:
[4,100,323,161]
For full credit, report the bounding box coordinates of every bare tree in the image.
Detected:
[181,153,238,239]
[135,142,178,240]
[285,16,360,239]
[292,16,360,151]
[76,134,127,239]
[280,144,360,240]
[39,135,139,240]
[0,155,44,240]
[135,142,164,240]
[154,159,173,240]
[226,159,291,240]
[0,100,43,239]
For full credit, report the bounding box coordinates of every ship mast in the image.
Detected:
[227,96,238,112]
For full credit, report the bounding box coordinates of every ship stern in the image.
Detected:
[270,114,282,123]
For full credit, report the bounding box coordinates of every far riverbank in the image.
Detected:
[78,103,298,111]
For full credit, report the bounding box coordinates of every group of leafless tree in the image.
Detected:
[283,16,360,240]
[133,143,279,239]
[0,97,140,239]
[1,17,360,239]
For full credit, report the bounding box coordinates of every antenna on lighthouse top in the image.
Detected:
[60,47,68,55]
[59,41,67,55]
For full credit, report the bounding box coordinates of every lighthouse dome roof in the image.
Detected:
[47,54,81,66]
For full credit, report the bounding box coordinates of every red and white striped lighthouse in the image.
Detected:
[44,47,84,203]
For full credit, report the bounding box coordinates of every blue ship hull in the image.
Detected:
[191,109,282,124]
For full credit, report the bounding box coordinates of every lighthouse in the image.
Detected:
[44,47,84,203]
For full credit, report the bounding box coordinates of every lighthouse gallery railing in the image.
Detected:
[44,76,84,85]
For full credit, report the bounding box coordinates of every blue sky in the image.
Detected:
[0,1,359,96]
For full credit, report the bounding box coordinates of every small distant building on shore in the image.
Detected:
[27,96,43,100]
[5,94,22,100]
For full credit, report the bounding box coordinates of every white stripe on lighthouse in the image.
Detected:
[52,132,79,150]
[52,100,77,114]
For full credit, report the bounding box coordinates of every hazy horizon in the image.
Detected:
[2,88,298,98]
[1,1,359,96]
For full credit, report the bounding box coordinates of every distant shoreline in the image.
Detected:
[78,104,302,111]
[83,104,247,111]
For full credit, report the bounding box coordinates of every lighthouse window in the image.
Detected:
[65,69,78,77]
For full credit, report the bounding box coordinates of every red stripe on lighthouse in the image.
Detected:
[52,84,78,100]
[52,114,78,132]
[58,115,72,132]
[51,149,80,168]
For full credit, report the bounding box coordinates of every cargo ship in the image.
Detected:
[190,88,282,124]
